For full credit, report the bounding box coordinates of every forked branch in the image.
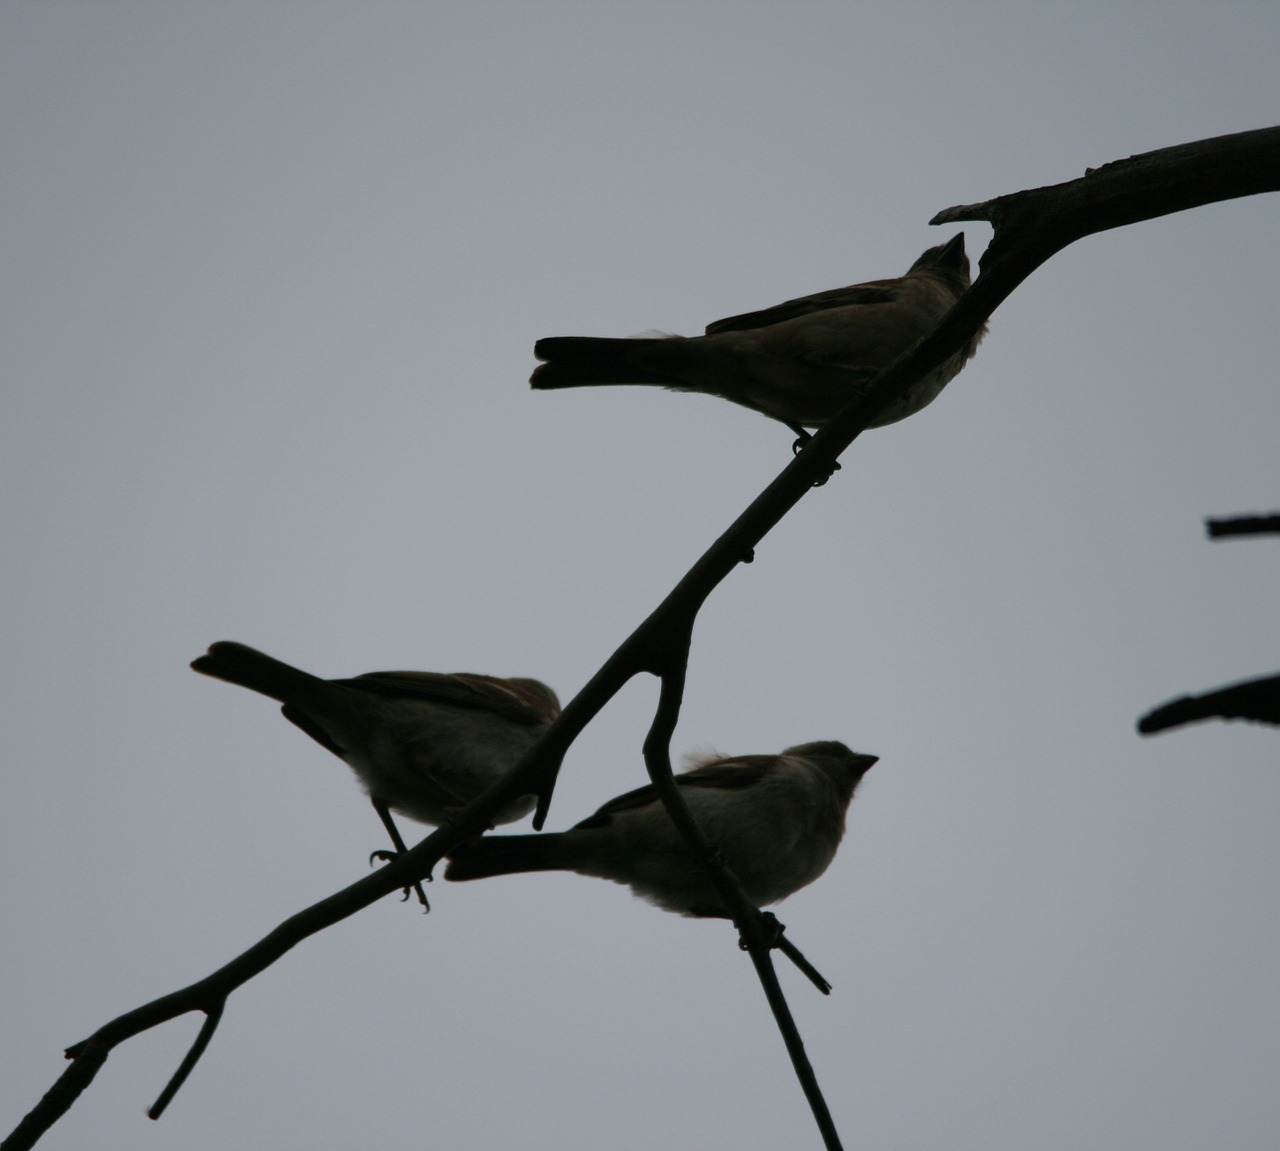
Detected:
[6,125,1277,1151]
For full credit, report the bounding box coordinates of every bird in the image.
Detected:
[191,642,561,907]
[444,741,877,918]
[530,233,984,436]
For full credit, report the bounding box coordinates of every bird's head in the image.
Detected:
[908,232,970,286]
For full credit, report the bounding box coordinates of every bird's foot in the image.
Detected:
[369,849,433,913]
[738,910,786,950]
[788,428,841,486]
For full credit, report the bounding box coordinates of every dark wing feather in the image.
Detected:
[571,757,773,829]
[705,281,897,334]
[342,671,553,724]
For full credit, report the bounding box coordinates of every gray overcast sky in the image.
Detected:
[3,5,1279,1149]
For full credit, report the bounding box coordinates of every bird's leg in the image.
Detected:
[369,799,431,912]
[786,424,841,486]
[739,911,832,995]
[787,423,813,453]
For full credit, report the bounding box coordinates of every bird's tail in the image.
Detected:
[444,833,577,881]
[190,641,322,702]
[530,336,694,389]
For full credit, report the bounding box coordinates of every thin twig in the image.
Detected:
[148,1000,225,1119]
[1206,513,1280,538]
[771,928,833,996]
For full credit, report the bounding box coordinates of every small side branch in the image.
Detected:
[1139,670,1280,734]
[770,927,833,996]
[1206,512,1280,539]
[147,1000,225,1119]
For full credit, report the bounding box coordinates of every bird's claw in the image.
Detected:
[810,461,840,486]
[368,849,433,913]
[738,910,786,951]
[759,910,786,944]
[788,429,841,485]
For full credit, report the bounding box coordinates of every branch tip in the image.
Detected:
[930,201,993,225]
[148,1001,225,1120]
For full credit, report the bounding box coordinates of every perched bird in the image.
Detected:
[531,233,984,434]
[445,741,876,918]
[192,641,560,825]
[192,642,561,907]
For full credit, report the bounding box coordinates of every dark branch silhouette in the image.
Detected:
[6,125,1279,1151]
[1138,502,1279,737]
[1207,512,1280,538]
[1139,671,1280,734]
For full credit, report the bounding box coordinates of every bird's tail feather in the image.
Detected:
[190,641,322,702]
[530,336,693,389]
[445,834,574,881]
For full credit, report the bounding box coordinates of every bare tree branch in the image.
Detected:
[1139,670,1280,734]
[934,125,1280,258]
[7,125,1278,1151]
[1207,513,1280,538]
[1138,501,1279,736]
[147,1001,224,1119]
[2,821,487,1151]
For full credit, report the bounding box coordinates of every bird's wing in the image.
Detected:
[571,757,774,829]
[342,670,555,724]
[705,281,898,334]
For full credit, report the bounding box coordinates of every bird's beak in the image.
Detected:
[938,232,965,266]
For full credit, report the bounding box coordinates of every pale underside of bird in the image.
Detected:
[445,741,877,918]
